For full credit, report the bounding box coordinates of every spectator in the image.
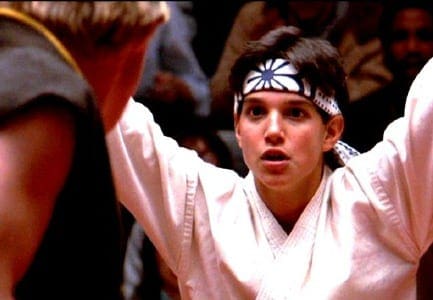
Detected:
[134,1,211,119]
[191,0,246,78]
[344,2,433,152]
[330,1,393,102]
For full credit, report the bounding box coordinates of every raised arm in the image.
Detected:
[107,99,200,271]
[0,104,75,298]
[361,58,433,255]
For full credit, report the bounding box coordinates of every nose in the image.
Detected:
[264,111,284,144]
[407,34,420,52]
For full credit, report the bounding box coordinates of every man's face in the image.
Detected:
[389,8,433,81]
[235,91,336,195]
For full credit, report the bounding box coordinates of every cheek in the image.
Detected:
[235,121,245,149]
[123,52,146,95]
[390,43,407,59]
[236,129,258,165]
[420,43,433,56]
[236,121,259,149]
[237,133,249,154]
[292,130,324,158]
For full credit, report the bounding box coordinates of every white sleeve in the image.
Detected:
[107,98,200,271]
[360,58,433,255]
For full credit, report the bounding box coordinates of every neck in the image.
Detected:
[256,165,325,234]
[262,188,314,234]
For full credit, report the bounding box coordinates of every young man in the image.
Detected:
[0,2,168,299]
[107,25,433,298]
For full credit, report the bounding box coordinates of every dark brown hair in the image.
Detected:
[229,25,349,119]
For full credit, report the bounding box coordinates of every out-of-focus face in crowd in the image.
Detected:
[388,7,433,81]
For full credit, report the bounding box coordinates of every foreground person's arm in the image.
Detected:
[0,105,75,299]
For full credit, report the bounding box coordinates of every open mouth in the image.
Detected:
[261,150,288,161]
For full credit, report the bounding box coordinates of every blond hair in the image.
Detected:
[0,1,169,47]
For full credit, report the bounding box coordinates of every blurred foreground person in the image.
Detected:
[0,2,167,299]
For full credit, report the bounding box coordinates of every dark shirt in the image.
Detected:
[343,80,408,153]
[0,13,123,300]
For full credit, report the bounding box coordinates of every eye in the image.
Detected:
[417,29,433,42]
[285,107,305,119]
[391,29,409,42]
[245,105,266,118]
[252,106,264,116]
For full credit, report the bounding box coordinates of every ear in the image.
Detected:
[322,115,344,152]
[234,112,243,149]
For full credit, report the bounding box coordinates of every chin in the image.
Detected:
[259,172,290,187]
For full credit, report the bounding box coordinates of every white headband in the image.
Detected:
[234,58,341,115]
[234,58,359,166]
